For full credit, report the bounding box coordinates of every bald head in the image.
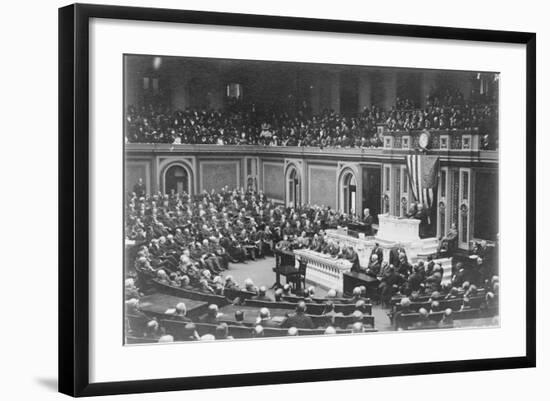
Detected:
[158,335,174,343]
[254,325,264,337]
[324,326,337,335]
[296,301,307,313]
[176,302,187,315]
[208,304,219,316]
[400,297,411,308]
[259,307,270,320]
[201,334,215,341]
[351,322,363,333]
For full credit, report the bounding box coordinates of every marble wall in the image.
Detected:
[262,162,284,201]
[125,161,150,194]
[308,165,337,208]
[200,161,239,192]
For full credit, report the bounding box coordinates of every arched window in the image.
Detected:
[341,172,357,215]
[164,165,189,195]
[286,166,301,207]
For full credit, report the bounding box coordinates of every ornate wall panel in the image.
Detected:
[308,165,337,208]
[262,162,285,202]
[200,161,239,192]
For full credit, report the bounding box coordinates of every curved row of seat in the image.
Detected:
[390,288,487,306]
[394,306,499,330]
[243,299,372,316]
[391,295,492,314]
[126,314,378,343]
[149,279,374,316]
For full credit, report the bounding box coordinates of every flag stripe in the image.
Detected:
[405,155,439,209]
[416,155,423,205]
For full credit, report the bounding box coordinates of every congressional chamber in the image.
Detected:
[124,55,499,344]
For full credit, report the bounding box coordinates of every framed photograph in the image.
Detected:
[59,3,536,397]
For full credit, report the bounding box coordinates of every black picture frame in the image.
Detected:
[59,3,536,397]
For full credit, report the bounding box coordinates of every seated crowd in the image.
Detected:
[126,185,361,279]
[125,186,498,341]
[356,249,498,307]
[125,88,497,149]
[126,280,376,342]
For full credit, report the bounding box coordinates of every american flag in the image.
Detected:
[405,155,440,209]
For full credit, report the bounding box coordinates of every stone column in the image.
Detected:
[124,57,140,107]
[169,71,189,110]
[381,70,397,110]
[329,71,341,114]
[420,71,437,107]
[207,75,224,111]
[456,73,473,100]
[309,73,321,115]
[358,71,372,112]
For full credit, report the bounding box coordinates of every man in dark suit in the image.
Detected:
[232,310,246,326]
[439,223,458,256]
[133,178,146,198]
[408,265,424,292]
[366,254,381,277]
[414,203,429,238]
[396,254,412,278]
[345,246,361,273]
[393,297,414,330]
[370,242,383,264]
[379,266,405,306]
[200,304,220,324]
[281,301,314,329]
[172,302,192,322]
[257,308,280,328]
[362,208,374,236]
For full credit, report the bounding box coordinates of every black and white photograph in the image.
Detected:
[124,55,500,344]
[0,0,543,398]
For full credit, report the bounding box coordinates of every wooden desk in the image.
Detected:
[138,293,209,319]
[347,221,373,236]
[343,271,380,299]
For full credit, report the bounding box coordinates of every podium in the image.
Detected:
[376,214,420,242]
